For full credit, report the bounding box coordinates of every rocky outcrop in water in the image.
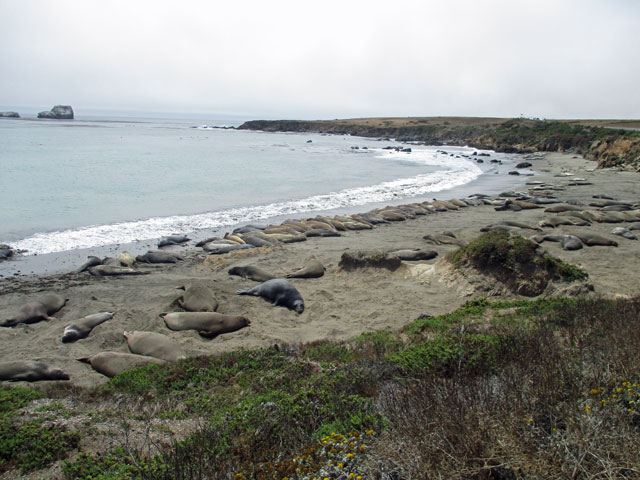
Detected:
[0,111,19,118]
[38,105,74,119]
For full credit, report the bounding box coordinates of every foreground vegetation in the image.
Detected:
[239,117,640,169]
[1,293,639,479]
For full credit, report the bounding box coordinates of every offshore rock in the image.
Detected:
[38,105,74,119]
[0,111,19,118]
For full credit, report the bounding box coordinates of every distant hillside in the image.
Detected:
[239,117,640,170]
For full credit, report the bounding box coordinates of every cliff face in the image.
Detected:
[239,118,640,170]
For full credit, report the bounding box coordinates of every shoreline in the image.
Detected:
[1,152,639,388]
[0,147,531,278]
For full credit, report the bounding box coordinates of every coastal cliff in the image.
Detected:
[239,117,640,170]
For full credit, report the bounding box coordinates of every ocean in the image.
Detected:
[0,113,528,274]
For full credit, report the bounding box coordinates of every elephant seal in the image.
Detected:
[1,294,68,327]
[228,265,276,282]
[304,228,341,238]
[535,234,584,251]
[388,249,438,261]
[117,251,135,267]
[88,265,148,276]
[124,331,187,362]
[75,256,102,273]
[575,233,618,247]
[481,221,542,232]
[177,284,218,312]
[0,361,70,382]
[0,244,14,261]
[158,234,190,247]
[423,233,465,246]
[202,243,254,254]
[286,259,325,279]
[236,279,305,313]
[160,312,251,338]
[61,312,115,343]
[544,204,584,213]
[241,235,276,247]
[136,250,184,263]
[77,352,166,378]
[611,227,637,240]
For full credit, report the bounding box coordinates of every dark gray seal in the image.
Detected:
[611,227,637,240]
[203,243,255,254]
[286,259,325,279]
[160,312,251,338]
[228,265,276,282]
[236,279,305,314]
[0,361,70,382]
[1,294,68,327]
[136,250,184,263]
[388,249,438,261]
[77,352,166,378]
[75,256,102,273]
[61,312,115,343]
[534,234,584,251]
[88,265,149,276]
[177,284,218,312]
[0,244,14,261]
[158,234,190,247]
[124,331,187,363]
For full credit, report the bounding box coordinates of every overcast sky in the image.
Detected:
[1,0,638,120]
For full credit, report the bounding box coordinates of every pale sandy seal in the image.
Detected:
[136,250,184,263]
[228,265,276,282]
[160,312,251,338]
[389,249,438,261]
[77,352,166,378]
[88,265,149,276]
[124,331,187,362]
[286,259,326,279]
[177,284,218,312]
[61,312,115,343]
[1,294,68,327]
[236,278,305,314]
[611,227,637,240]
[117,251,135,267]
[0,361,70,382]
[158,234,190,247]
[75,256,102,273]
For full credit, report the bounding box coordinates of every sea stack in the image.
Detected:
[38,105,74,119]
[0,111,20,118]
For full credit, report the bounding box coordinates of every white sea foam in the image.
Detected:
[11,155,482,255]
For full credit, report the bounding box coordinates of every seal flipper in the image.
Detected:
[236,287,256,296]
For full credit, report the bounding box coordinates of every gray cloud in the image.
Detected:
[1,0,638,119]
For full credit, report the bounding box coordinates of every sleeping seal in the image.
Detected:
[0,361,70,382]
[158,235,190,247]
[228,265,276,282]
[177,284,218,312]
[61,312,115,343]
[124,331,187,362]
[575,233,618,247]
[160,312,251,338]
[388,249,438,261]
[75,256,102,273]
[136,250,184,263]
[236,278,305,313]
[1,294,68,327]
[286,259,326,279]
[88,265,149,276]
[534,234,584,251]
[77,352,166,378]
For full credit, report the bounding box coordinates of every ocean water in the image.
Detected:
[0,114,526,259]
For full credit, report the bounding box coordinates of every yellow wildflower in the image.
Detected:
[585,405,591,413]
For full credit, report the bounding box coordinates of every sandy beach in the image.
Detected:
[1,152,639,388]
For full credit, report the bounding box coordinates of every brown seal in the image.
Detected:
[77,352,166,377]
[124,331,187,362]
[1,294,68,327]
[177,284,218,312]
[228,265,276,282]
[0,361,70,382]
[286,259,325,279]
[160,312,251,338]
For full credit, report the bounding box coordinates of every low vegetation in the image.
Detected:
[1,294,639,478]
[450,230,588,295]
